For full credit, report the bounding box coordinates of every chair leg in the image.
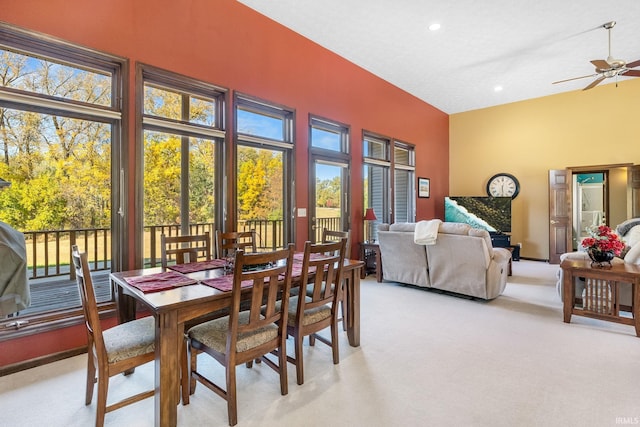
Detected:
[294,333,304,385]
[278,340,288,395]
[226,366,238,426]
[331,319,340,365]
[85,351,96,405]
[95,371,108,427]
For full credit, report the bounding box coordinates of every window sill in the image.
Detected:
[0,302,116,342]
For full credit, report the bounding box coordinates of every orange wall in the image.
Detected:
[1,0,448,365]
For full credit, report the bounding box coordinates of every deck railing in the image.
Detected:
[16,218,343,316]
[22,218,340,278]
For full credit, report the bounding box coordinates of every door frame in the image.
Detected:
[549,163,635,264]
[308,156,351,242]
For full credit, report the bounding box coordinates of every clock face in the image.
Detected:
[487,173,520,198]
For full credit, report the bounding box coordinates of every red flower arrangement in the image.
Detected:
[581,225,626,256]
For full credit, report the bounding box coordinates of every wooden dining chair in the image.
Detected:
[322,228,350,252]
[181,244,295,426]
[321,228,350,330]
[161,231,211,269]
[71,245,155,427]
[287,238,346,385]
[215,230,256,259]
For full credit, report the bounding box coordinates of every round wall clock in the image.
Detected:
[486,173,520,198]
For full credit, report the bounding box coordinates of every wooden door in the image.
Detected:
[549,169,572,264]
[630,165,640,218]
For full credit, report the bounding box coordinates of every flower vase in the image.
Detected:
[587,248,614,267]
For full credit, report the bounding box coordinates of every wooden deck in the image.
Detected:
[19,271,112,316]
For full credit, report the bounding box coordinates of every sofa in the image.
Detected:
[377,222,512,300]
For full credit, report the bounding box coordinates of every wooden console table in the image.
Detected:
[561,258,640,336]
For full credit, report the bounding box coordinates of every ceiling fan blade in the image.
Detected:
[625,59,640,68]
[582,76,605,91]
[622,69,640,77]
[552,73,598,84]
[590,59,611,70]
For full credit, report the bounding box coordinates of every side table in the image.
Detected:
[359,242,382,282]
[560,258,640,336]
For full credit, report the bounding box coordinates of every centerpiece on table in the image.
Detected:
[581,224,626,267]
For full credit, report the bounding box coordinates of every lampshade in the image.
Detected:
[363,208,377,221]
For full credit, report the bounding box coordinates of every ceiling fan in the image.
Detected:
[553,21,640,90]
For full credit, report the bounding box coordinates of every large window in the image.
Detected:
[235,94,294,250]
[309,116,351,241]
[363,133,415,240]
[363,134,390,241]
[0,23,124,326]
[139,65,226,267]
[393,142,416,223]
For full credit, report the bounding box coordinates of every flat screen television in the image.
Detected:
[444,196,512,234]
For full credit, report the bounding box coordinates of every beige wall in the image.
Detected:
[450,78,640,260]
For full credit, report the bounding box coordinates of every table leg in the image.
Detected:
[634,279,640,337]
[114,280,136,324]
[562,269,573,323]
[345,267,361,347]
[114,282,138,376]
[155,310,180,427]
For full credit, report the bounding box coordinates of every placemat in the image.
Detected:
[124,270,197,293]
[168,259,226,274]
[200,275,254,292]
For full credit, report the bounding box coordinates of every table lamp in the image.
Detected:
[363,208,377,243]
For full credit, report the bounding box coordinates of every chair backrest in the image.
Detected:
[215,230,257,259]
[71,245,106,360]
[322,228,351,254]
[228,244,295,352]
[161,232,211,269]
[297,239,347,316]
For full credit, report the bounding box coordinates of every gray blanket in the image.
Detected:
[616,218,640,236]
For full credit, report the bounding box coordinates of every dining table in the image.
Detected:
[110,256,364,427]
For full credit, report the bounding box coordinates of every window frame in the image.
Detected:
[0,22,127,339]
[392,140,416,223]
[309,115,351,239]
[136,64,227,268]
[363,132,391,230]
[232,92,295,247]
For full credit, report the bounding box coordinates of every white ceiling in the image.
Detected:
[237,0,640,114]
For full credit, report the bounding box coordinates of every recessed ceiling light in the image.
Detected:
[428,23,441,32]
[494,85,503,92]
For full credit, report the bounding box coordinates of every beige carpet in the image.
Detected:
[1,260,639,427]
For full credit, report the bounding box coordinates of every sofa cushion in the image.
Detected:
[439,222,471,235]
[467,228,494,252]
[377,229,430,287]
[624,243,640,264]
[389,222,416,232]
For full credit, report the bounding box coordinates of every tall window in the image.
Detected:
[0,23,124,323]
[363,133,390,241]
[235,94,294,250]
[139,65,226,267]
[309,116,350,242]
[393,142,416,223]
